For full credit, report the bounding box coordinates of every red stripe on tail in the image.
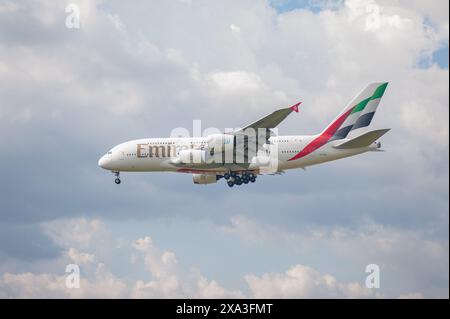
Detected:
[288,108,354,161]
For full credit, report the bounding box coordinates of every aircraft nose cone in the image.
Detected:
[98,156,108,168]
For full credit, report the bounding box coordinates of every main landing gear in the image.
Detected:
[114,171,121,184]
[223,171,257,188]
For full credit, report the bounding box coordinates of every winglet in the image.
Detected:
[289,102,301,113]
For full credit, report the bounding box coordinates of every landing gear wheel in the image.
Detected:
[243,178,249,184]
[250,177,256,183]
[227,180,234,187]
[114,171,121,184]
[224,173,231,180]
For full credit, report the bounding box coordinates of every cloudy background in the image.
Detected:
[0,0,448,298]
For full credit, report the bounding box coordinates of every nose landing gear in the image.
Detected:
[114,172,121,184]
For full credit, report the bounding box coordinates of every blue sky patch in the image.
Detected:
[433,45,449,69]
[269,0,320,13]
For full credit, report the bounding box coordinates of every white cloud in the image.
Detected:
[0,216,436,298]
[0,1,19,14]
[67,248,95,265]
[0,226,243,298]
[207,71,265,93]
[398,292,424,299]
[107,13,126,32]
[0,263,128,298]
[0,272,67,298]
[245,264,375,298]
[220,215,283,243]
[230,24,241,33]
[43,218,106,250]
[195,276,244,299]
[130,235,244,298]
[131,236,182,298]
[221,214,449,298]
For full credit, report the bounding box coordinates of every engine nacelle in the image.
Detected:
[193,174,218,184]
[177,149,207,164]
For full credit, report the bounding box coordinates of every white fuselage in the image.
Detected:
[98,135,377,174]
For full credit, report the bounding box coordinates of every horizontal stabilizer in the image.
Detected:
[333,129,390,149]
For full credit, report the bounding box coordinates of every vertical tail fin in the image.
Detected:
[326,82,388,142]
[288,82,388,161]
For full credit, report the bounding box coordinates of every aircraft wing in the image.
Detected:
[234,102,301,134]
[231,102,301,163]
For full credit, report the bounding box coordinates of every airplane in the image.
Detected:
[98,82,390,187]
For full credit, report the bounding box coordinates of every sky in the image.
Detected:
[0,0,448,298]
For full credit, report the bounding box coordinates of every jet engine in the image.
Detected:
[192,174,218,184]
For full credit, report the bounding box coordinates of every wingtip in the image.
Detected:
[290,101,302,113]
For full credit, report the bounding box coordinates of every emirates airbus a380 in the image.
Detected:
[98,82,390,187]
